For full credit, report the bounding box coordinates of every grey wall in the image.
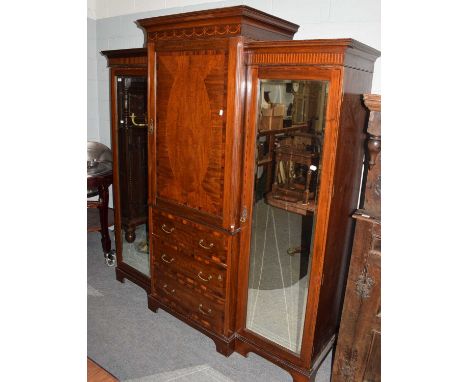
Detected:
[95,14,146,148]
[87,17,99,142]
[91,0,380,148]
[88,0,380,210]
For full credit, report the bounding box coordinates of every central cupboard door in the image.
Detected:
[156,50,228,219]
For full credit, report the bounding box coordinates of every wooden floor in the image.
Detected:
[87,358,118,382]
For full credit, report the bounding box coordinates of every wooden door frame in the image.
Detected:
[109,66,150,290]
[235,64,343,370]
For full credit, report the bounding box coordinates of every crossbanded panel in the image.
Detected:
[156,50,227,219]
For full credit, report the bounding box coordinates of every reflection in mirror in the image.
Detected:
[116,75,149,276]
[246,79,328,353]
[120,226,149,275]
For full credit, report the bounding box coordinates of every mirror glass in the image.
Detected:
[246,79,328,353]
[116,75,149,276]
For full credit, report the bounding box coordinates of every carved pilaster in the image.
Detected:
[367,135,381,170]
[362,94,381,217]
[363,94,381,169]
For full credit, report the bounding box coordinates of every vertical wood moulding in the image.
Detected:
[223,37,245,231]
[147,41,156,291]
[301,67,344,366]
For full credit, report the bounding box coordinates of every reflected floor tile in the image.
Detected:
[121,224,150,275]
[124,365,234,382]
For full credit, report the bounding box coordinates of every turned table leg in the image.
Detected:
[98,183,111,255]
[125,226,136,243]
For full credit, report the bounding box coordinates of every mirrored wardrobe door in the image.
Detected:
[245,78,329,354]
[115,74,150,277]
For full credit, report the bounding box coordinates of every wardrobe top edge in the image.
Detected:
[245,39,381,59]
[101,48,147,58]
[136,5,299,33]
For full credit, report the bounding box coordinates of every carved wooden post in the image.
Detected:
[302,166,312,204]
[362,94,381,217]
[331,94,381,382]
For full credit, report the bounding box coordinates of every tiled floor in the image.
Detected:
[120,224,150,275]
[125,365,235,382]
[247,201,311,353]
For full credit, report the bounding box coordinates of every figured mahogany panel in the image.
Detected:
[156,50,227,219]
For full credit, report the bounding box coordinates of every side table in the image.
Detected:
[87,172,115,265]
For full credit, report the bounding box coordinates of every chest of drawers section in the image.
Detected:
[148,208,238,355]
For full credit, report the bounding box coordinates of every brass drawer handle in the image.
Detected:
[198,239,214,250]
[161,223,174,234]
[198,304,212,316]
[162,284,175,295]
[161,254,175,264]
[197,271,212,282]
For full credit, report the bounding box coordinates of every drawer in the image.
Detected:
[152,208,229,265]
[154,239,226,299]
[192,222,228,252]
[191,222,228,265]
[154,271,225,334]
[152,211,192,251]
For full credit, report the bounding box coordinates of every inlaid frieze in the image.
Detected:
[245,52,344,66]
[148,24,241,41]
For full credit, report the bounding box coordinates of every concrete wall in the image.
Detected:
[87,17,99,143]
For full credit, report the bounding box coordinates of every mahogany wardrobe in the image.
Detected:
[105,6,380,382]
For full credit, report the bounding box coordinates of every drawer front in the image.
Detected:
[192,222,228,265]
[154,239,226,299]
[153,210,193,251]
[154,271,225,334]
[153,209,228,265]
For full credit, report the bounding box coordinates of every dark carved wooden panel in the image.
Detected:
[332,94,381,382]
[332,217,381,382]
[363,330,381,382]
[156,50,227,218]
